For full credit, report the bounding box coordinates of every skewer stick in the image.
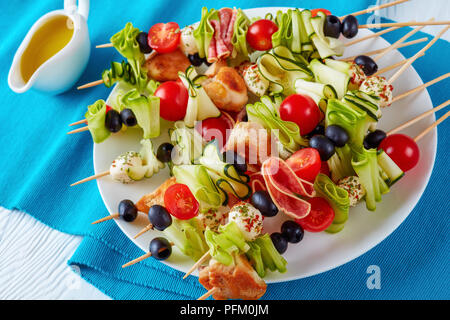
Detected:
[77,79,104,90]
[91,213,120,225]
[344,26,400,47]
[122,242,175,268]
[373,20,430,61]
[69,119,88,126]
[374,54,424,76]
[359,20,450,29]
[133,224,154,239]
[67,126,89,135]
[387,100,450,135]
[339,0,410,19]
[197,288,218,300]
[96,43,114,48]
[183,251,211,279]
[388,25,450,84]
[391,73,450,103]
[70,170,110,186]
[414,110,450,142]
[340,37,428,61]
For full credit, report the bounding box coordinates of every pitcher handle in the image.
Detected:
[64,0,90,20]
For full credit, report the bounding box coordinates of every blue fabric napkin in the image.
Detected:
[1,0,449,299]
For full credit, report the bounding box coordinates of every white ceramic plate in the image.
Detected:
[94,7,437,283]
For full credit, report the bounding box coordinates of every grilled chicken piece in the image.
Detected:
[204,59,228,77]
[144,50,191,82]
[135,177,176,212]
[224,121,275,167]
[199,254,267,300]
[203,67,248,113]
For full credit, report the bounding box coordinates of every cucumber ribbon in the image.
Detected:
[246,95,308,153]
[110,22,145,85]
[231,9,251,57]
[314,173,350,233]
[193,7,219,60]
[84,99,111,143]
[198,141,251,206]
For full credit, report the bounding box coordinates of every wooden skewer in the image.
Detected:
[360,20,450,29]
[183,251,211,279]
[67,126,89,135]
[388,25,450,84]
[133,224,154,239]
[340,37,428,61]
[391,73,450,103]
[91,213,120,225]
[374,54,424,76]
[69,119,88,126]
[96,43,114,48]
[339,0,410,19]
[77,79,104,90]
[197,288,218,300]
[70,170,110,187]
[387,100,450,135]
[373,20,430,62]
[414,110,450,142]
[122,242,175,268]
[345,26,401,47]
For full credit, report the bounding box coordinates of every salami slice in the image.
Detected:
[261,157,315,219]
[207,8,236,62]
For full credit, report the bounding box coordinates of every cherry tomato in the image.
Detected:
[320,161,330,177]
[164,183,199,220]
[105,104,112,113]
[246,19,279,51]
[154,81,188,121]
[279,94,321,136]
[286,148,321,182]
[378,133,420,172]
[195,114,233,149]
[311,8,331,17]
[148,22,181,54]
[295,197,335,232]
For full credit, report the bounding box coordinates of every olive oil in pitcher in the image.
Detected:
[20,15,74,83]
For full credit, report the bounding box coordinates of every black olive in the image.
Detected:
[270,232,288,254]
[188,53,205,67]
[156,143,174,163]
[281,220,304,244]
[306,124,325,138]
[118,200,138,222]
[149,237,172,260]
[136,32,152,54]
[120,108,137,127]
[324,15,341,39]
[251,191,278,217]
[341,15,359,38]
[309,135,336,161]
[148,205,172,231]
[364,130,387,149]
[105,109,123,133]
[223,151,247,174]
[325,125,350,147]
[354,55,378,76]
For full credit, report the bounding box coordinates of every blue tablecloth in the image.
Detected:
[1,0,448,299]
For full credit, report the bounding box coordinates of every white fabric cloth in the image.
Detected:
[0,207,109,300]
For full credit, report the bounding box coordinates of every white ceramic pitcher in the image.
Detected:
[8,0,91,94]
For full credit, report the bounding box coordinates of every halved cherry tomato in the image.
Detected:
[154,81,188,121]
[286,148,321,182]
[320,161,331,177]
[195,113,233,149]
[295,197,335,232]
[279,94,321,136]
[311,8,331,17]
[164,183,199,220]
[148,22,181,54]
[246,19,279,51]
[378,133,420,172]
